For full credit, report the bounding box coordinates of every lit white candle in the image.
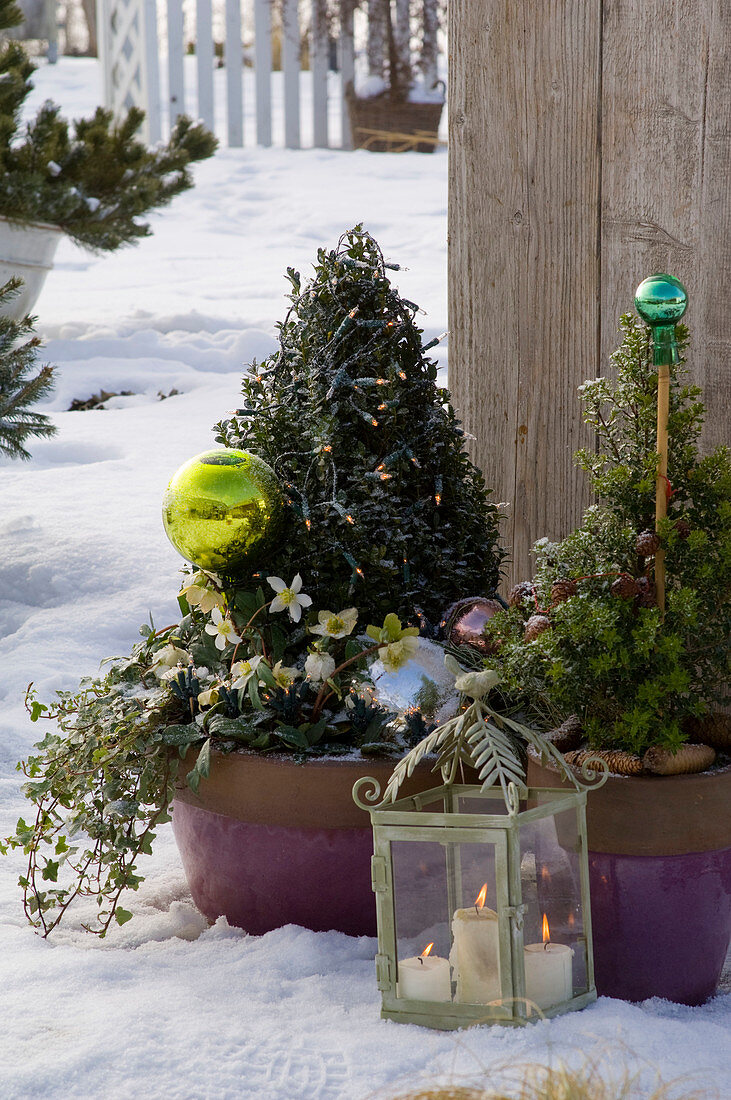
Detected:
[398,942,451,1001]
[450,884,502,1004]
[524,914,573,1011]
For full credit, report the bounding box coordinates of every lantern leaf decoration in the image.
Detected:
[379,656,609,809]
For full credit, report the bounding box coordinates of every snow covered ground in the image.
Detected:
[0,59,729,1100]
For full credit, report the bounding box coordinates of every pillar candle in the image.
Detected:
[398,952,451,1001]
[450,901,501,1004]
[524,942,573,1010]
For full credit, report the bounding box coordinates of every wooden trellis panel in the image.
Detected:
[97,0,160,143]
[98,0,369,150]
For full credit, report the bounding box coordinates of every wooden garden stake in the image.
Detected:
[634,274,688,614]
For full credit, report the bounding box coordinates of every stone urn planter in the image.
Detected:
[527,752,731,1004]
[172,749,435,937]
[0,216,64,318]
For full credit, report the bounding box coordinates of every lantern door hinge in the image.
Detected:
[505,903,527,931]
[371,855,388,893]
[375,953,393,991]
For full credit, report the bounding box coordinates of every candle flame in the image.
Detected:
[421,942,434,958]
[475,883,488,909]
[542,913,550,943]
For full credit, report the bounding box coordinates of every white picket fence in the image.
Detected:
[97,0,363,149]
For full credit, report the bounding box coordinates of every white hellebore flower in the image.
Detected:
[272,660,301,688]
[304,651,336,683]
[180,572,225,613]
[204,607,242,651]
[454,668,500,700]
[309,607,358,639]
[197,686,221,707]
[150,643,189,679]
[378,635,420,675]
[267,573,312,623]
[230,655,264,690]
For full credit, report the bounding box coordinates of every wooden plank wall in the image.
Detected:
[448,0,730,591]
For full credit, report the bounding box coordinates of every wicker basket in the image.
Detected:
[346,85,444,154]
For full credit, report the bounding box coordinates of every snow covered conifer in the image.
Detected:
[216,227,505,624]
[0,0,216,252]
[0,278,55,459]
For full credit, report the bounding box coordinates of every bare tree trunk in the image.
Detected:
[420,0,439,90]
[367,0,386,79]
[392,0,410,89]
[80,0,97,56]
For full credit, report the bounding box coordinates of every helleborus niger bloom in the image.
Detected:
[378,635,420,674]
[309,607,358,639]
[197,686,221,707]
[304,651,336,683]
[150,643,189,679]
[180,573,225,613]
[454,668,500,700]
[272,660,300,688]
[230,655,264,690]
[366,612,419,647]
[204,607,242,650]
[267,573,312,622]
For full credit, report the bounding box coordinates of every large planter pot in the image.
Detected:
[172,750,434,937]
[527,753,731,1004]
[0,216,64,318]
[346,85,444,153]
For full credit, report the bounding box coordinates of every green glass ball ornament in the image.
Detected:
[634,273,688,366]
[634,273,688,327]
[162,449,284,574]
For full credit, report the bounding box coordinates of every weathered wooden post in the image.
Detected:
[448,0,730,590]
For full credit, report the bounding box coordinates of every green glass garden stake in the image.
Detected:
[634,274,688,613]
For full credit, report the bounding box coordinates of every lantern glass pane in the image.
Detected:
[391,837,504,1006]
[455,792,514,816]
[519,808,588,1009]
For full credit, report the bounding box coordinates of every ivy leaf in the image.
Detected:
[114,907,133,926]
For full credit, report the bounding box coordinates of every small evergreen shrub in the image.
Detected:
[0,0,217,251]
[484,314,730,756]
[216,226,505,625]
[0,276,55,458]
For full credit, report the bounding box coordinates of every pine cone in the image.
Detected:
[611,574,638,600]
[508,581,534,608]
[565,748,644,776]
[636,530,660,557]
[524,614,551,641]
[683,713,731,750]
[635,576,657,607]
[551,580,578,606]
[673,518,691,540]
[643,743,716,776]
[544,715,583,752]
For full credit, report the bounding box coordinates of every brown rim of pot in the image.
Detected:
[527,750,731,857]
[172,748,442,830]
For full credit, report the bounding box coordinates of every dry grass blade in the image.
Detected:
[383,1054,715,1100]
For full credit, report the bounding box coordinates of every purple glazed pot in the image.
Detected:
[527,754,731,1005]
[172,751,434,937]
